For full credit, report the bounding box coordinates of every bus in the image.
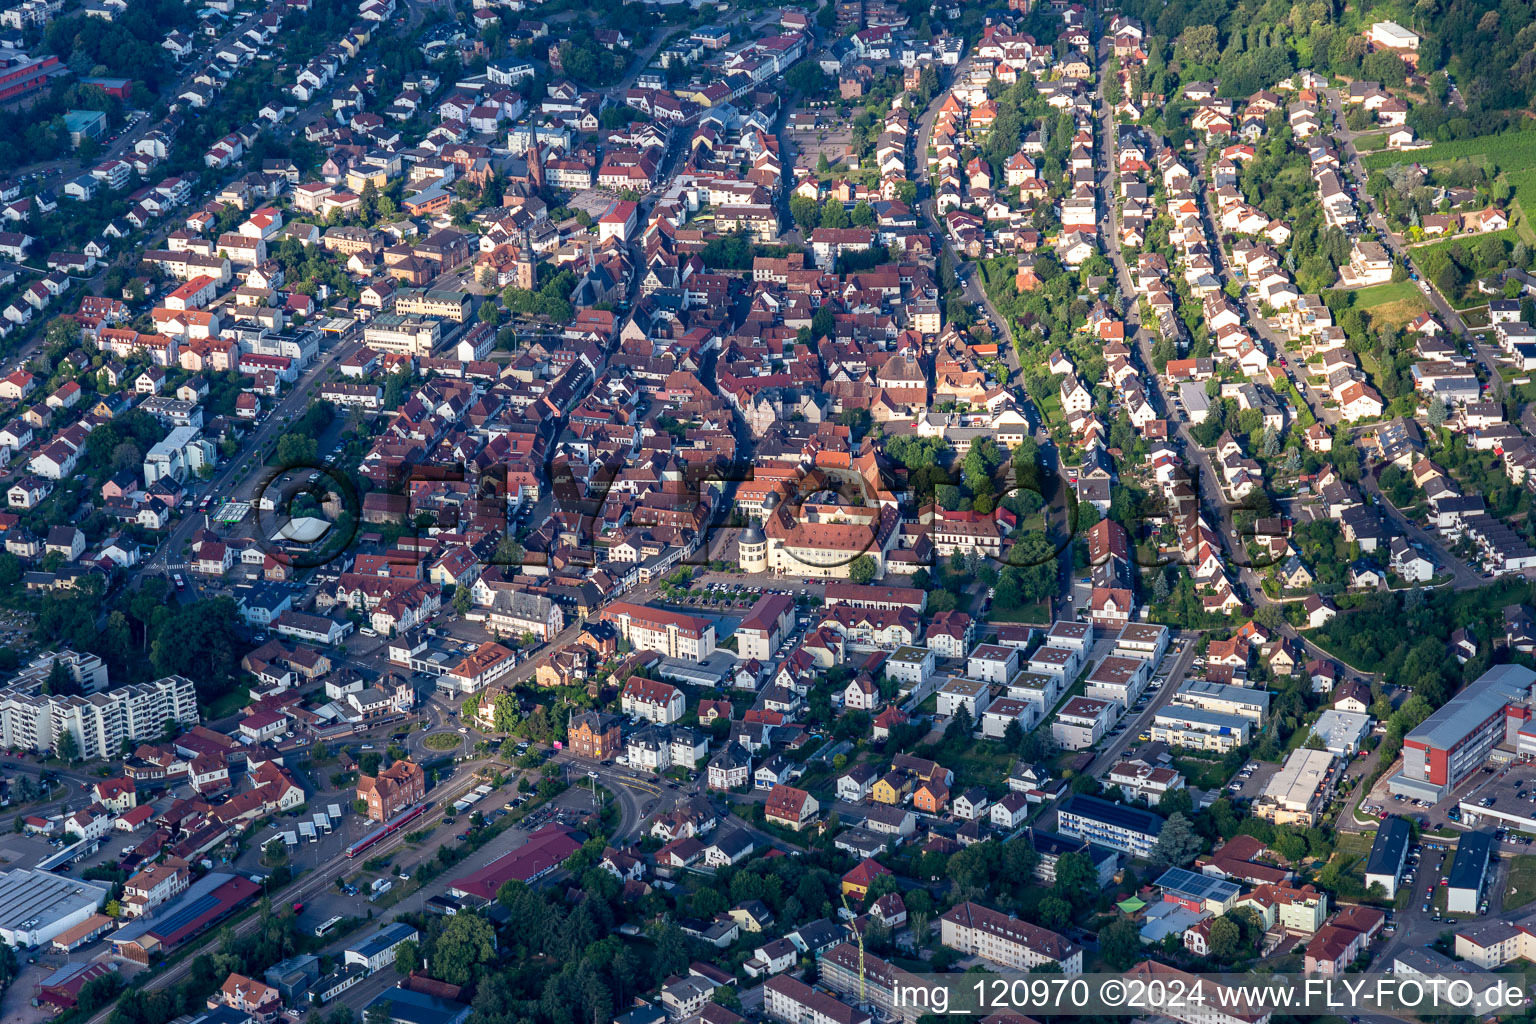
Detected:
[314,916,344,939]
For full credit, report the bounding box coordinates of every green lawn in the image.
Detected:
[1327,280,1430,330]
[1506,855,1536,911]
[1172,755,1234,790]
[206,686,252,719]
[1349,280,1422,309]
[1353,132,1388,152]
[944,744,1018,795]
[988,601,1050,624]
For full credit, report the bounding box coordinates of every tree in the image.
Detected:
[1207,917,1243,961]
[1036,895,1071,930]
[1149,811,1201,868]
[848,555,877,584]
[393,939,421,976]
[812,304,835,339]
[1099,918,1143,969]
[1052,850,1097,909]
[56,730,80,762]
[435,912,498,986]
[453,586,472,616]
[364,1001,393,1024]
[789,194,821,234]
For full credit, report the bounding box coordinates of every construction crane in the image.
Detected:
[839,891,867,1008]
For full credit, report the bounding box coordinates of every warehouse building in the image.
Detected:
[0,869,112,947]
[110,873,261,963]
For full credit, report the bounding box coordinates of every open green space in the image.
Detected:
[1506,855,1536,911]
[206,686,252,719]
[1362,132,1536,175]
[1337,280,1431,329]
[423,732,464,751]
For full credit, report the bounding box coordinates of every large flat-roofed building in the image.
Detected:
[363,314,441,356]
[1084,655,1150,707]
[1447,830,1493,914]
[1172,679,1271,723]
[1024,828,1118,887]
[1115,622,1168,661]
[884,645,935,689]
[345,922,420,973]
[1390,664,1535,801]
[1052,695,1117,750]
[0,869,112,947]
[1150,706,1252,751]
[0,675,199,760]
[1364,816,1412,899]
[1310,709,1371,756]
[0,54,66,102]
[1056,794,1164,857]
[1256,748,1337,826]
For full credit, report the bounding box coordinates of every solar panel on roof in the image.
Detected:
[148,893,221,939]
[1154,866,1240,902]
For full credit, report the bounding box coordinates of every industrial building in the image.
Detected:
[110,873,261,963]
[1155,866,1240,915]
[0,869,112,947]
[448,823,582,902]
[1389,664,1536,801]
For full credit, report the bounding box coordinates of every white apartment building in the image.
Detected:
[0,675,199,760]
[603,603,716,661]
[939,901,1082,973]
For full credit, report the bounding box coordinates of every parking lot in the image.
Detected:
[1451,759,1536,840]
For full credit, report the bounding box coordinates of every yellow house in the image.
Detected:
[346,166,389,192]
[870,771,911,805]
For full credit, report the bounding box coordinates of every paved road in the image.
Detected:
[137,330,363,585]
[76,764,504,1024]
